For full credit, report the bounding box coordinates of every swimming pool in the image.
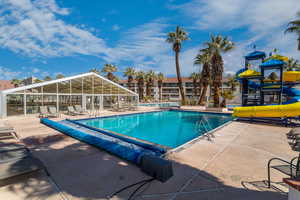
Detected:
[77,110,232,148]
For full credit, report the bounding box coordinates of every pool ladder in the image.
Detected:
[196,117,215,141]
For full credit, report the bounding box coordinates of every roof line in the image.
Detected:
[1,72,137,96]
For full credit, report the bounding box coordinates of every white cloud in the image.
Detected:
[0,0,109,57]
[32,67,40,73]
[103,19,198,76]
[0,66,21,80]
[112,24,120,31]
[171,0,300,72]
[172,0,300,32]
[104,20,170,65]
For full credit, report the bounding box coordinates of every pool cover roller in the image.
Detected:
[40,118,162,165]
[41,118,174,182]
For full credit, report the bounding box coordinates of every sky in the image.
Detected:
[0,0,300,80]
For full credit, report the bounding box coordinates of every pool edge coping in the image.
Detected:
[70,109,234,154]
[165,120,234,155]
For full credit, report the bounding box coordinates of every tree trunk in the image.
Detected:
[298,36,300,51]
[158,85,162,101]
[193,81,197,97]
[146,83,151,97]
[108,72,113,81]
[211,53,223,108]
[175,51,185,104]
[128,78,132,91]
[198,82,208,105]
[198,79,202,100]
[220,98,226,108]
[138,80,144,100]
[213,81,221,107]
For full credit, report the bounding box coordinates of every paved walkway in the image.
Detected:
[0,110,297,200]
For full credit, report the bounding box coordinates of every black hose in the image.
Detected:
[128,178,155,200]
[108,178,154,199]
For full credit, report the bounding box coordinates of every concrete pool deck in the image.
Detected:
[0,108,297,200]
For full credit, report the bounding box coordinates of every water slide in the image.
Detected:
[233,71,300,118]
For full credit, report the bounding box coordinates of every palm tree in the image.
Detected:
[285,11,300,51]
[224,76,239,91]
[101,64,117,81]
[56,74,65,79]
[135,71,145,101]
[205,35,234,107]
[166,26,189,104]
[268,72,279,83]
[44,76,52,81]
[189,72,200,98]
[89,68,100,74]
[194,49,212,106]
[220,90,234,108]
[157,72,165,101]
[124,67,136,91]
[11,79,21,87]
[34,79,42,83]
[286,58,299,71]
[145,70,156,98]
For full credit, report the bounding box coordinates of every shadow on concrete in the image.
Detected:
[2,133,288,200]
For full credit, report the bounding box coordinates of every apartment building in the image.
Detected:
[119,77,237,102]
[119,77,240,103]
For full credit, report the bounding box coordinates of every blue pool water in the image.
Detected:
[78,111,232,148]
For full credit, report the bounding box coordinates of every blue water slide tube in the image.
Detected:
[247,80,300,104]
[41,118,159,165]
[67,119,167,155]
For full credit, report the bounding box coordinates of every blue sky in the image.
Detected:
[1,0,300,80]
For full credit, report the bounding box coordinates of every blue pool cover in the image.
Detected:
[41,118,165,165]
[66,119,166,155]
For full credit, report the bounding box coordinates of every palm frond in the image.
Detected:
[288,20,300,26]
[285,26,300,34]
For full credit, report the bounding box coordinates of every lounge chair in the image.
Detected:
[74,105,88,114]
[39,106,49,118]
[0,143,26,153]
[0,127,18,140]
[67,106,84,116]
[48,106,59,118]
[0,146,49,181]
[111,103,126,112]
[287,127,300,140]
[0,126,14,132]
[128,103,138,111]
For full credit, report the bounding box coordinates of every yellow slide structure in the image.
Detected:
[238,69,300,82]
[233,102,300,118]
[283,71,300,82]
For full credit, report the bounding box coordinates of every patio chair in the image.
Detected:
[0,126,14,132]
[48,106,59,118]
[111,103,125,112]
[267,154,300,188]
[128,103,138,111]
[0,127,18,140]
[0,142,26,153]
[287,127,300,140]
[67,106,84,116]
[39,106,49,118]
[74,105,88,114]
[0,145,49,181]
